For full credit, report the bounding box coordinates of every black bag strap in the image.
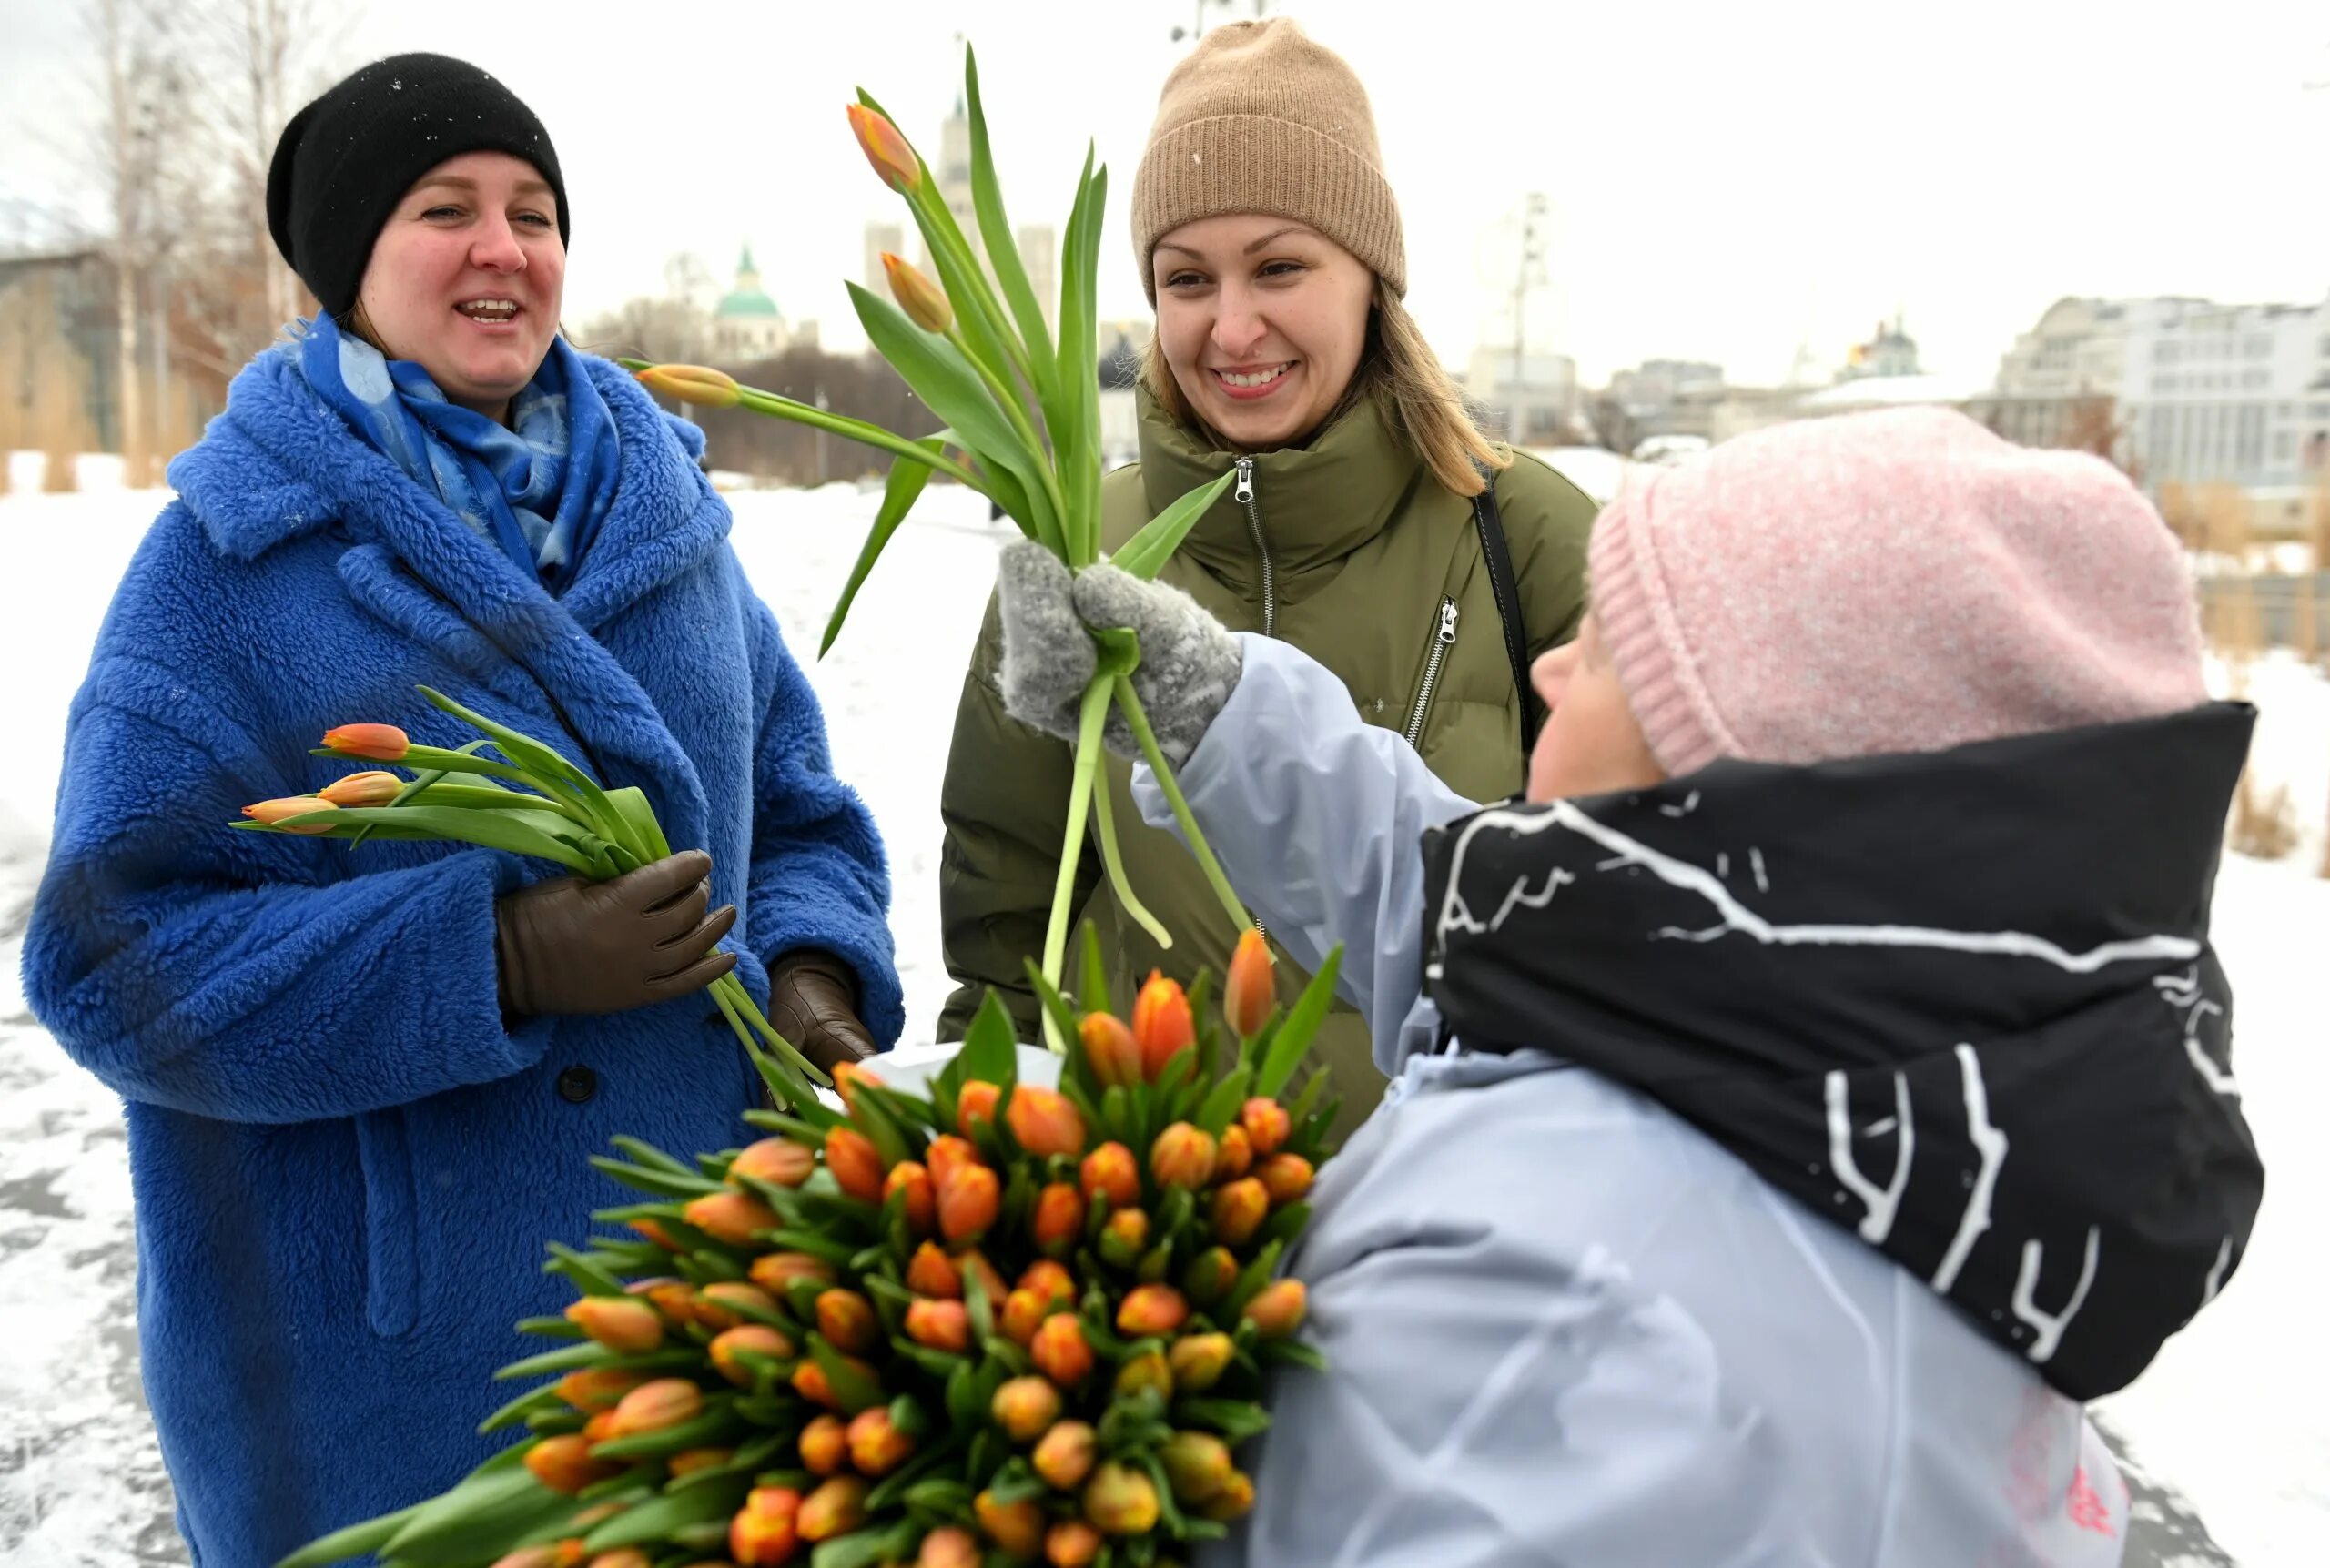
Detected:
[1470,470,1545,761]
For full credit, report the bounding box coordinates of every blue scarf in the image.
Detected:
[292,314,621,591]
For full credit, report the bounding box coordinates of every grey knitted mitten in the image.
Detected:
[995,539,1242,766]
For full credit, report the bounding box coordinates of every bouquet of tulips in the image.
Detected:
[629,46,1246,1025]
[280,926,1342,1568]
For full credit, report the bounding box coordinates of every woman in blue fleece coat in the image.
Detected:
[22,55,901,1565]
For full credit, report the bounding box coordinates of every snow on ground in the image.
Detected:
[0,469,2325,1564]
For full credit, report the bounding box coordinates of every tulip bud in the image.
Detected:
[1149,1122,1218,1190]
[846,103,922,192]
[694,1281,778,1332]
[846,1405,916,1475]
[961,1247,1010,1312]
[956,1079,1002,1138]
[1008,1086,1088,1159]
[607,1377,702,1438]
[1241,1097,1291,1158]
[974,1492,1047,1558]
[830,1058,882,1114]
[938,1162,1001,1244]
[1117,1284,1190,1339]
[1223,928,1276,1039]
[668,1446,734,1478]
[879,252,955,335]
[564,1295,664,1354]
[1113,1349,1171,1401]
[749,1250,836,1296]
[998,1286,1046,1345]
[823,1126,887,1203]
[1215,1123,1253,1182]
[729,1484,801,1567]
[797,1411,848,1476]
[525,1432,620,1494]
[884,1159,937,1237]
[816,1289,881,1354]
[917,1524,982,1568]
[1181,1247,1238,1310]
[905,1240,961,1300]
[683,1189,779,1249]
[556,1368,643,1412]
[319,723,410,761]
[241,795,336,834]
[1046,1521,1103,1568]
[1168,1331,1234,1392]
[1258,1152,1315,1206]
[709,1324,795,1388]
[1241,1278,1307,1339]
[1082,1462,1160,1535]
[1210,1179,1269,1247]
[1199,1470,1256,1522]
[1030,1313,1095,1387]
[319,770,402,807]
[1078,1010,1142,1089]
[1131,972,1196,1081]
[1031,1418,1097,1490]
[878,1298,953,1357]
[639,1278,698,1327]
[1018,1259,1076,1306]
[991,1374,1062,1442]
[1160,1431,1233,1504]
[1030,1181,1085,1256]
[1097,1207,1150,1270]
[791,1351,876,1411]
[730,1137,817,1189]
[633,363,743,410]
[626,1217,680,1250]
[1079,1143,1140,1209]
[581,1410,619,1444]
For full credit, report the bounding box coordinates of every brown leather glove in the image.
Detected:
[765,951,877,1074]
[495,850,738,1017]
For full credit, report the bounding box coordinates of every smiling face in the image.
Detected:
[1525,613,1668,804]
[1150,213,1375,450]
[352,151,563,422]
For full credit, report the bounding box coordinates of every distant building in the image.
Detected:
[2118,296,2329,495]
[711,246,793,361]
[862,220,905,298]
[919,93,1056,332]
[1466,346,1581,446]
[1979,296,2133,450]
[1838,315,1922,380]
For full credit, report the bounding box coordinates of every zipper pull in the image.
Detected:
[1439,602,1460,642]
[1233,457,1255,505]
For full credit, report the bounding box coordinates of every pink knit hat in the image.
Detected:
[1588,406,2208,775]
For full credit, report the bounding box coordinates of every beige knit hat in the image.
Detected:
[1131,18,1405,301]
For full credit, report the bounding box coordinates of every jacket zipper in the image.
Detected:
[1233,457,1275,637]
[1403,598,1460,746]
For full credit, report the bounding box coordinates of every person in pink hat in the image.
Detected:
[992,405,2264,1564]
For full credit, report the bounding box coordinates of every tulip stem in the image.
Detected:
[1091,761,1170,950]
[712,973,830,1088]
[1111,678,1251,934]
[1039,674,1116,1055]
[945,325,1067,529]
[724,386,992,493]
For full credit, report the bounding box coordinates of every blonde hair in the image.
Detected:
[1140,278,1510,498]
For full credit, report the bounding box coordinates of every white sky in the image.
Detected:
[3,0,2325,387]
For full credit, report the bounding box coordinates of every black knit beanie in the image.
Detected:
[267,53,570,320]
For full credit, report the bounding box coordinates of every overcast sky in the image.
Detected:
[3,0,2325,387]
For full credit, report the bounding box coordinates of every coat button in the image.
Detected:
[555,1066,598,1104]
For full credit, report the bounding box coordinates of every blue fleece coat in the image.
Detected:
[22,346,904,1566]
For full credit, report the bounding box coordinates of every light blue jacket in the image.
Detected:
[1137,637,2128,1568]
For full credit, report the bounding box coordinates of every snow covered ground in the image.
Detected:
[1,460,2325,1564]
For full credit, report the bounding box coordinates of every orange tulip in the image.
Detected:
[1008,1086,1087,1159]
[1160,1431,1233,1504]
[319,770,401,807]
[633,363,743,410]
[816,1289,880,1354]
[905,1296,971,1352]
[830,1058,882,1114]
[905,1240,961,1300]
[880,252,954,335]
[1131,971,1195,1081]
[1223,928,1276,1038]
[580,1410,619,1444]
[626,1217,680,1251]
[1081,1462,1160,1535]
[974,1491,1047,1558]
[1215,1123,1253,1182]
[846,1405,915,1475]
[667,1445,733,1478]
[1113,1349,1171,1401]
[1200,1469,1256,1522]
[846,103,922,192]
[1169,1331,1233,1392]
[1018,1259,1076,1306]
[641,1278,699,1327]
[1116,1284,1189,1339]
[917,1524,981,1568]
[1079,1142,1140,1209]
[1078,1011,1141,1088]
[1258,1151,1315,1205]
[730,1137,816,1189]
[564,1296,663,1354]
[749,1251,836,1297]
[992,1374,1062,1442]
[1031,1419,1097,1490]
[1241,1278,1308,1339]
[319,723,409,761]
[956,1079,1002,1138]
[884,1159,937,1237]
[1097,1207,1150,1270]
[1241,1097,1291,1158]
[1211,1178,1269,1247]
[709,1324,795,1388]
[924,1134,978,1193]
[1182,1246,1238,1309]
[684,1188,779,1249]
[999,1286,1051,1346]
[823,1126,886,1203]
[606,1378,701,1438]
[798,1412,848,1476]
[1149,1122,1217,1190]
[556,1368,644,1412]
[790,1352,875,1412]
[694,1281,778,1332]
[1045,1521,1103,1568]
[1031,1181,1085,1255]
[241,795,335,834]
[959,1247,1009,1310]
[729,1485,801,1567]
[1030,1313,1094,1386]
[938,1162,1000,1244]
[524,1432,620,1494]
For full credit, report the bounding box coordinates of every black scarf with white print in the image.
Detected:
[1418,703,2264,1401]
